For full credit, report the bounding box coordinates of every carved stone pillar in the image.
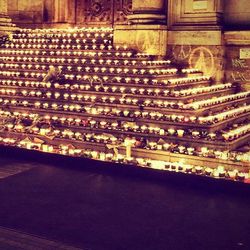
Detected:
[114,0,168,56]
[128,0,166,24]
[0,0,16,35]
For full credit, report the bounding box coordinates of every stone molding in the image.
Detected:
[128,0,166,24]
[225,31,250,46]
[168,30,223,46]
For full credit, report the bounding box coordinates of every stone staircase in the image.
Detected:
[0,27,249,181]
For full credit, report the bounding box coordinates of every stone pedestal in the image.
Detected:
[0,0,16,35]
[114,24,167,56]
[114,0,167,56]
[128,0,166,24]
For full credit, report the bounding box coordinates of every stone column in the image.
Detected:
[128,0,166,24]
[114,0,168,56]
[0,0,16,35]
[50,0,76,27]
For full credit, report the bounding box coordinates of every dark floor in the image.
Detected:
[0,152,250,250]
[0,226,81,250]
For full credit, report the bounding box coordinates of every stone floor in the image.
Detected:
[0,226,82,250]
[0,158,35,179]
[0,153,250,250]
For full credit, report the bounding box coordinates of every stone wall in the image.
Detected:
[224,0,250,28]
[165,0,224,82]
[167,30,225,82]
[225,31,250,90]
[7,0,44,25]
[6,0,132,26]
[167,0,223,30]
[5,0,250,28]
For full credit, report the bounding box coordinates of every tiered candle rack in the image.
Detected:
[0,27,249,183]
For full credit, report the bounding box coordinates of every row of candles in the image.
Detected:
[0,134,248,181]
[0,80,51,88]
[153,161,249,181]
[0,68,247,109]
[181,68,201,74]
[0,75,205,89]
[0,56,170,67]
[188,91,250,110]
[222,123,250,141]
[1,106,249,160]
[165,76,211,85]
[0,49,135,58]
[11,38,111,44]
[0,126,217,156]
[17,27,114,35]
[0,97,178,115]
[0,87,247,111]
[0,134,250,176]
[3,109,249,141]
[0,63,178,76]
[0,72,208,89]
[171,83,232,97]
[5,123,120,145]
[0,111,185,138]
[1,119,249,163]
[198,104,250,123]
[0,71,150,84]
[54,82,227,96]
[5,44,115,51]
[0,94,249,125]
[0,81,232,98]
[0,89,211,110]
[14,32,113,39]
[78,104,250,125]
[0,71,45,78]
[0,57,169,67]
[0,89,208,110]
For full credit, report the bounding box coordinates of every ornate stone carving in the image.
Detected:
[114,0,132,24]
[83,0,113,23]
[78,0,132,25]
